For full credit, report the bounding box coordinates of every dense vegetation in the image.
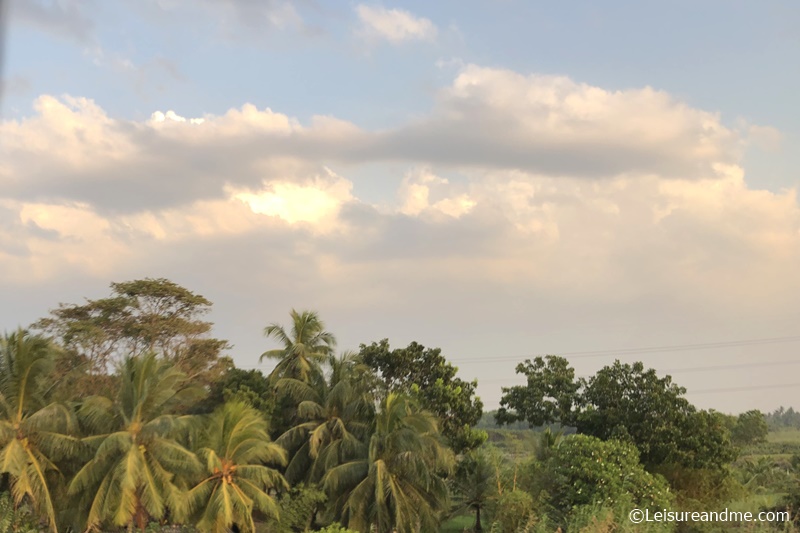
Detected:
[0,278,797,532]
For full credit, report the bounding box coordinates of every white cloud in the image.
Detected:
[1,67,755,221]
[1,68,797,347]
[380,65,743,179]
[397,168,475,218]
[356,4,437,44]
[2,74,799,414]
[231,169,353,229]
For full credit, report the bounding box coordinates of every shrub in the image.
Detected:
[541,435,673,524]
[489,490,534,533]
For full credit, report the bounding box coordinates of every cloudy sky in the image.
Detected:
[2,0,799,414]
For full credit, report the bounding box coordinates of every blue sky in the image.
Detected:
[2,0,799,413]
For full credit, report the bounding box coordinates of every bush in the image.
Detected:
[488,490,534,533]
[0,493,39,533]
[541,435,673,524]
[270,485,327,533]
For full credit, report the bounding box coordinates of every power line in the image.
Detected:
[452,335,800,364]
[475,358,800,384]
[691,383,800,395]
[236,335,800,370]
[235,336,800,399]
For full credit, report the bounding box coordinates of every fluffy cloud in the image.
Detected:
[1,66,799,412]
[397,168,475,218]
[0,66,752,213]
[2,67,796,295]
[1,66,748,217]
[376,65,743,179]
[356,5,437,44]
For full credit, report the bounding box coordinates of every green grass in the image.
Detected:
[740,429,800,458]
[766,429,800,444]
[440,513,475,533]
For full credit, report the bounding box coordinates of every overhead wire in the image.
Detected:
[238,334,800,396]
[450,335,800,364]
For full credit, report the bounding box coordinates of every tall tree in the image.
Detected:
[730,410,769,447]
[193,368,276,418]
[180,402,288,533]
[359,340,486,453]
[276,353,375,485]
[323,393,454,533]
[496,357,736,471]
[35,278,232,394]
[495,355,579,429]
[69,353,203,531]
[0,330,80,533]
[260,310,336,384]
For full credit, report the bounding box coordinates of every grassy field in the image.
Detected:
[740,428,800,459]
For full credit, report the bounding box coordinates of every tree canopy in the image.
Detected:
[497,357,737,470]
[359,339,486,453]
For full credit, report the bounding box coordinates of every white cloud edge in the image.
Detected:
[355,4,438,44]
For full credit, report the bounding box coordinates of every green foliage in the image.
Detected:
[563,502,673,533]
[195,367,276,418]
[496,356,578,428]
[0,329,80,533]
[540,435,673,525]
[314,523,359,533]
[359,339,486,453]
[766,406,800,430]
[578,361,732,469]
[181,402,287,533]
[488,490,533,533]
[323,393,454,533]
[731,410,770,447]
[452,448,497,532]
[260,309,336,384]
[742,428,800,457]
[4,293,795,533]
[497,357,737,471]
[0,492,39,533]
[271,485,327,533]
[737,457,788,492]
[69,353,204,531]
[35,278,232,394]
[276,353,374,486]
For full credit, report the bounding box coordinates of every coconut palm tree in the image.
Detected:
[276,353,375,485]
[323,393,454,533]
[259,310,336,384]
[69,353,203,531]
[451,449,495,532]
[0,329,80,533]
[179,402,288,533]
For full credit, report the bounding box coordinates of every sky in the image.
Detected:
[1,0,799,414]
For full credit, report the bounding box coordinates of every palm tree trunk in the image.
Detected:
[475,505,483,532]
[134,500,148,532]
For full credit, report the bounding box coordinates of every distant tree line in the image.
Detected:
[766,406,800,430]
